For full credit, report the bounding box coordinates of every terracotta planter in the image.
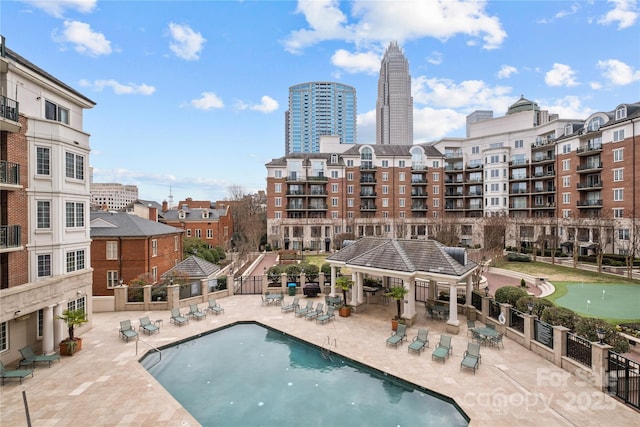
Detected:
[391,319,399,331]
[60,337,83,356]
[338,306,351,317]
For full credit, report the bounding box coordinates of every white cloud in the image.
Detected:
[497,65,518,79]
[283,0,507,54]
[597,59,640,85]
[191,92,224,110]
[412,76,512,110]
[544,63,579,87]
[590,81,603,90]
[79,79,155,95]
[427,51,443,65]
[23,0,97,18]
[331,49,380,74]
[598,0,638,29]
[356,110,376,144]
[539,96,594,119]
[53,20,111,56]
[250,96,279,113]
[413,107,467,142]
[168,22,206,61]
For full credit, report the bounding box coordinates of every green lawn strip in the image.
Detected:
[496,260,640,285]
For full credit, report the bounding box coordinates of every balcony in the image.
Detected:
[1,95,21,133]
[509,159,529,166]
[410,190,428,198]
[360,175,376,184]
[308,204,328,211]
[411,163,428,171]
[532,186,556,193]
[531,136,555,149]
[577,199,603,208]
[444,190,463,197]
[511,188,529,194]
[411,203,428,211]
[444,151,463,159]
[308,190,328,197]
[360,191,377,198]
[577,182,602,191]
[360,164,377,171]
[286,204,305,211]
[577,162,603,173]
[0,160,20,188]
[531,154,555,164]
[0,225,22,251]
[509,174,528,181]
[411,177,428,184]
[360,204,377,211]
[509,203,528,210]
[576,144,602,156]
[286,190,305,196]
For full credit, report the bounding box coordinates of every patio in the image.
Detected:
[1,294,637,426]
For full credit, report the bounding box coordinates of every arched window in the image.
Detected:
[587,116,604,132]
[410,147,425,169]
[360,147,373,169]
[330,153,338,164]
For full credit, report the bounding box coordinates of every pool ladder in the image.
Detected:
[136,338,162,368]
[321,336,337,361]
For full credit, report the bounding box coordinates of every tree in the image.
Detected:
[226,185,266,257]
[335,276,353,308]
[434,216,459,246]
[385,285,409,320]
[183,237,226,264]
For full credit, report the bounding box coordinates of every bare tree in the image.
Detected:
[483,214,509,264]
[226,185,266,258]
[434,216,459,246]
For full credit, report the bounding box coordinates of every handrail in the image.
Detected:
[136,338,162,368]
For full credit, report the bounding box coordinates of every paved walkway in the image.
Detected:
[1,295,638,426]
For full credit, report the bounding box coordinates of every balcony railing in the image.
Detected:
[1,95,19,122]
[577,182,602,190]
[360,191,377,197]
[0,225,21,249]
[577,162,603,172]
[576,144,602,155]
[0,160,20,186]
[532,155,555,163]
[360,205,377,211]
[577,199,603,207]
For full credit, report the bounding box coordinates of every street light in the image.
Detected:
[527,301,534,315]
[484,287,489,297]
[596,327,606,345]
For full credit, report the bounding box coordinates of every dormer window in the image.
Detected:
[178,210,186,219]
[616,106,627,120]
[202,211,209,219]
[587,117,604,132]
[564,124,573,136]
[330,153,338,164]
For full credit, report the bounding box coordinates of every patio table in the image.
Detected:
[432,305,449,320]
[473,327,499,346]
[265,294,283,305]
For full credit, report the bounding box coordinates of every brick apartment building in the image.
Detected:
[1,37,96,361]
[90,212,184,296]
[265,98,640,257]
[160,197,233,250]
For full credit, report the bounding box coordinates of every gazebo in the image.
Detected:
[326,238,478,334]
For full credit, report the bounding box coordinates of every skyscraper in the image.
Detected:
[286,82,357,154]
[376,41,413,145]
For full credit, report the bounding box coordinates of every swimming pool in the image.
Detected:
[142,322,469,426]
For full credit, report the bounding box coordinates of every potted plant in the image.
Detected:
[56,308,87,356]
[335,276,353,317]
[385,286,409,330]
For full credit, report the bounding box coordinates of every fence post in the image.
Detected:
[591,342,613,391]
[523,313,536,350]
[227,274,235,296]
[168,283,180,309]
[280,272,287,293]
[499,303,511,334]
[480,295,490,324]
[201,278,209,302]
[552,326,569,368]
[143,285,152,311]
[114,284,127,311]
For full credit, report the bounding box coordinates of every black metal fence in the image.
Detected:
[608,351,640,411]
[415,281,428,302]
[471,291,482,310]
[533,319,554,349]
[509,308,525,333]
[566,333,592,367]
[489,300,501,320]
[235,276,262,295]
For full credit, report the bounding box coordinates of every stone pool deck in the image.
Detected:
[1,295,638,426]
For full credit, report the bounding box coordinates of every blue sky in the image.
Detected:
[2,0,639,204]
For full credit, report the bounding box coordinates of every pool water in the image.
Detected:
[142,322,469,426]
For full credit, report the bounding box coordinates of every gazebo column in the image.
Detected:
[330,266,337,297]
[402,279,417,327]
[428,280,437,303]
[464,275,476,321]
[350,272,361,307]
[446,282,461,335]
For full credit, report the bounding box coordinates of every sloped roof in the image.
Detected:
[327,237,476,278]
[162,207,227,221]
[90,212,183,237]
[161,255,220,279]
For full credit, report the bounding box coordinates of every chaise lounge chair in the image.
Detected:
[206,298,225,315]
[188,303,207,321]
[281,297,300,313]
[386,324,407,348]
[295,301,314,317]
[119,320,138,342]
[0,361,33,385]
[170,308,189,326]
[139,316,160,335]
[460,342,481,374]
[432,334,452,363]
[408,328,429,354]
[305,303,324,320]
[18,345,60,368]
[316,306,336,324]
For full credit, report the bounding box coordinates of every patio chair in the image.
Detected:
[305,303,324,321]
[466,320,476,337]
[408,328,429,354]
[424,302,434,319]
[0,361,33,385]
[18,345,60,368]
[490,333,504,349]
[295,301,314,317]
[170,308,189,326]
[207,298,225,315]
[386,324,407,348]
[460,342,481,374]
[316,306,336,324]
[188,304,207,320]
[119,320,138,342]
[431,334,452,363]
[281,297,300,313]
[471,330,487,346]
[139,316,160,335]
[487,323,496,330]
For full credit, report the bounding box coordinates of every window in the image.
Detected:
[398,172,405,181]
[65,202,84,227]
[398,160,406,167]
[274,197,281,207]
[432,198,439,207]
[382,199,389,207]
[618,229,630,240]
[274,183,281,193]
[613,129,625,142]
[331,211,338,219]
[347,211,353,219]
[616,106,627,120]
[562,209,571,218]
[0,322,7,352]
[382,185,389,195]
[332,183,338,193]
[330,153,338,164]
[562,176,570,188]
[152,267,158,283]
[107,271,119,288]
[562,193,570,204]
[196,228,203,238]
[331,198,338,207]
[37,201,51,229]
[432,186,439,194]
[36,147,50,175]
[514,140,523,148]
[347,198,354,207]
[106,241,118,260]
[346,160,354,167]
[490,183,499,192]
[186,229,192,237]
[614,189,623,201]
[347,185,353,194]
[65,152,84,180]
[207,229,213,239]
[382,172,389,181]
[274,170,282,178]
[274,212,281,219]
[66,249,85,272]
[564,124,573,135]
[67,296,86,315]
[432,160,439,168]
[381,160,389,168]
[174,236,179,251]
[37,254,51,277]
[563,144,571,154]
[613,148,624,162]
[472,146,480,154]
[562,159,570,171]
[347,172,353,181]
[399,199,405,208]
[613,208,624,218]
[45,100,69,124]
[587,117,604,132]
[399,185,405,194]
[432,172,439,182]
[331,170,338,179]
[613,168,623,182]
